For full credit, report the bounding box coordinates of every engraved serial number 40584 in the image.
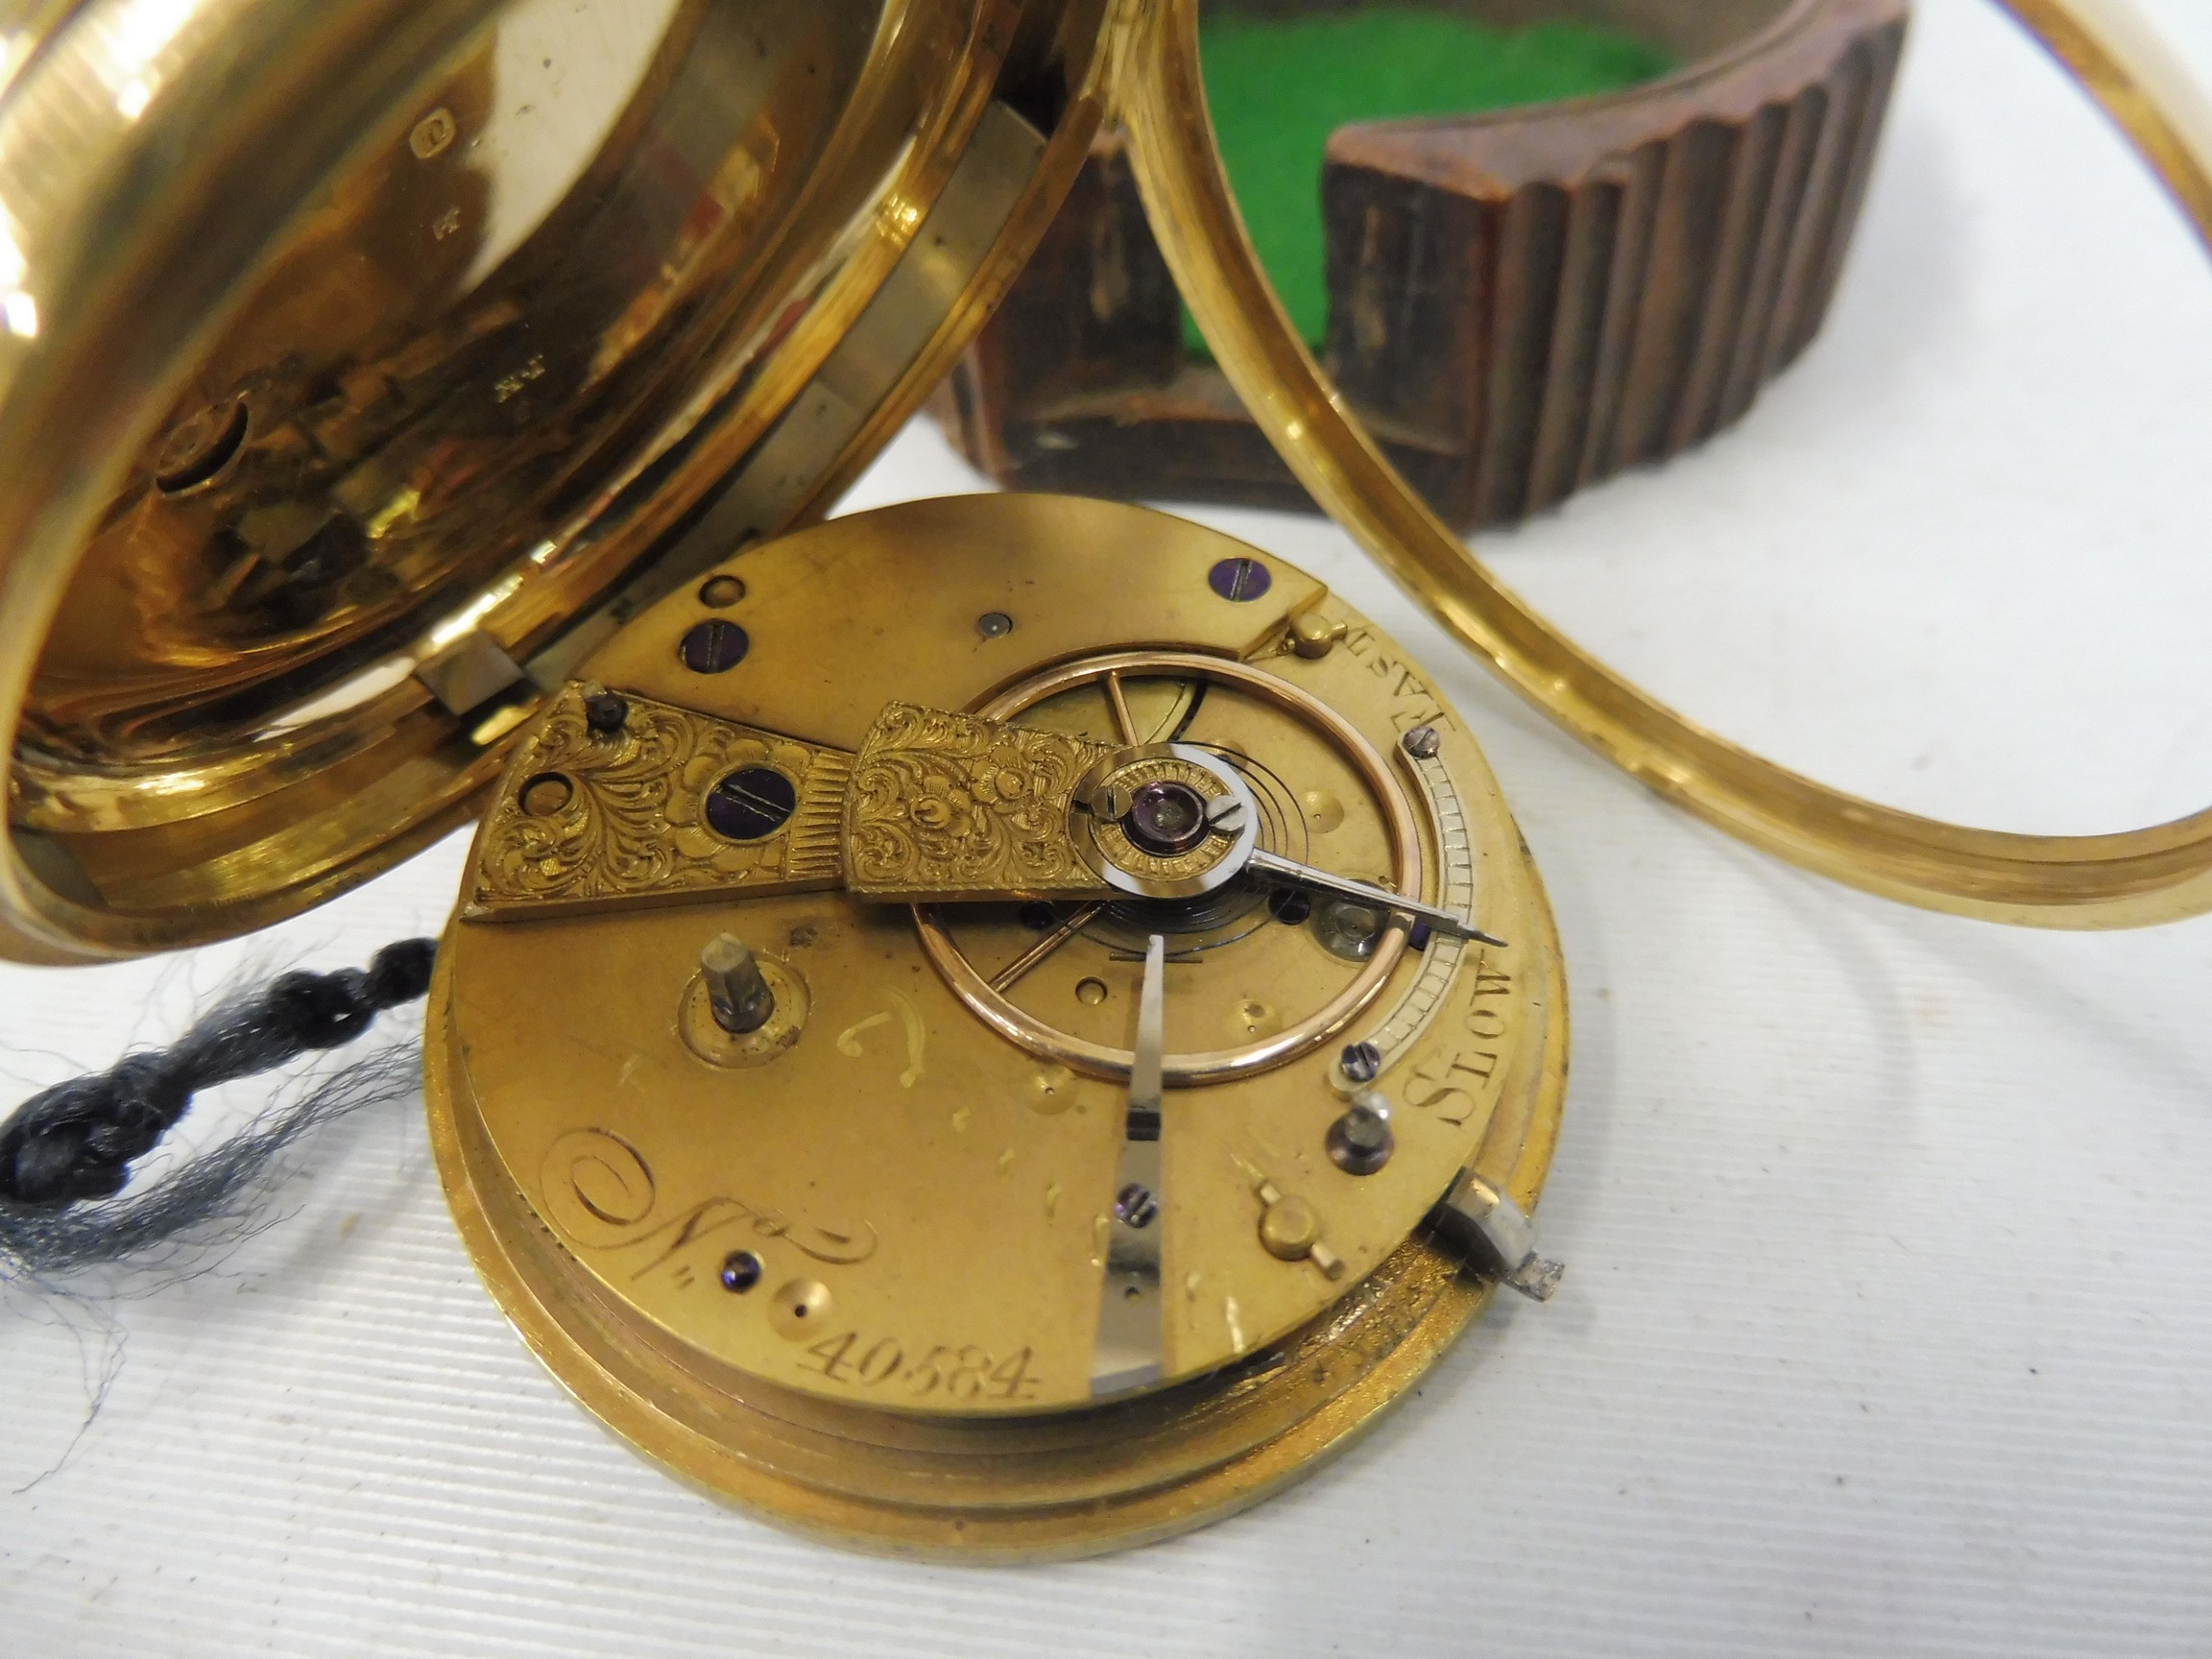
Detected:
[799,1330,1041,1402]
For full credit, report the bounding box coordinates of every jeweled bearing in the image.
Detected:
[1122,780,1212,856]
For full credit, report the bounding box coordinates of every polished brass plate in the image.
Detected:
[426,494,1565,1555]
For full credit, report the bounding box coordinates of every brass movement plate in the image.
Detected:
[426,494,1566,1556]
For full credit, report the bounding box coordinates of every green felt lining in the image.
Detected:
[1186,10,1673,357]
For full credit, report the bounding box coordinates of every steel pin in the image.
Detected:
[702,934,776,1034]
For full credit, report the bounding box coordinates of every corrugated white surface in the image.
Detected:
[8,1,2212,1651]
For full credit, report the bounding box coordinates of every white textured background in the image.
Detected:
[8,1,2212,1652]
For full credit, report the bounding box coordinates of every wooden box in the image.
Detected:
[932,0,1910,529]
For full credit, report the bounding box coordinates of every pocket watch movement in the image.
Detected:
[425,493,1567,1558]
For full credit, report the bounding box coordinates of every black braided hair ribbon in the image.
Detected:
[0,939,436,1209]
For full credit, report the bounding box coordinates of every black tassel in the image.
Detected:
[0,940,435,1282]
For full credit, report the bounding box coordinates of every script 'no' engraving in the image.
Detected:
[539,1128,878,1275]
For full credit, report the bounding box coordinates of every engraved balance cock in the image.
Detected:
[467,686,1114,917]
[468,683,1502,946]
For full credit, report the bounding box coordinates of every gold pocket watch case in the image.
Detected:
[426,493,1566,1557]
[0,0,1120,964]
